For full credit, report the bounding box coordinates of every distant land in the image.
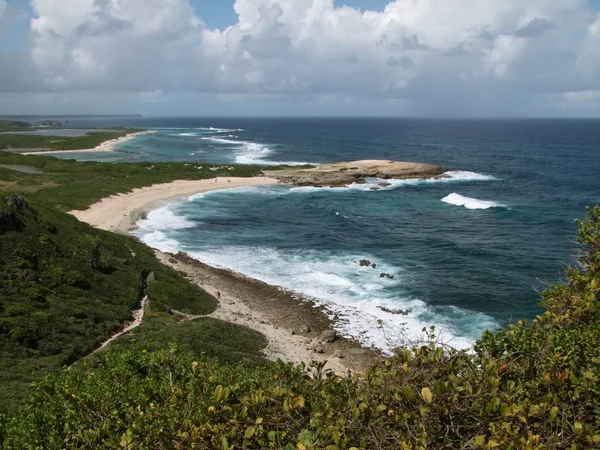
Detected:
[0,114,143,120]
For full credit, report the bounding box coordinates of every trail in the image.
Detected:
[94,296,148,353]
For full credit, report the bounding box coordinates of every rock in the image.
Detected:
[321,329,337,343]
[146,271,156,283]
[301,324,311,333]
[333,350,345,359]
[0,208,19,235]
[1,195,37,235]
[314,345,325,354]
[377,305,411,315]
[358,259,371,267]
[263,160,448,188]
[5,195,37,216]
[379,273,395,279]
[371,263,377,269]
[291,329,296,335]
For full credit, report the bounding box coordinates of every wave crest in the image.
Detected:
[442,193,507,210]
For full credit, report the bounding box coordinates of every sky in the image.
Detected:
[1,0,600,117]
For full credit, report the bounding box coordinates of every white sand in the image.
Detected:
[69,177,279,232]
[21,130,156,155]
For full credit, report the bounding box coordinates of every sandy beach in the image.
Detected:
[70,177,278,232]
[71,177,377,374]
[21,130,156,155]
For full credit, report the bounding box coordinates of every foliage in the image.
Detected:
[2,207,600,448]
[0,193,217,411]
[113,315,270,367]
[0,151,277,211]
[0,128,141,150]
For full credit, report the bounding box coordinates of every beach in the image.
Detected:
[20,130,156,155]
[70,177,279,232]
[70,177,377,373]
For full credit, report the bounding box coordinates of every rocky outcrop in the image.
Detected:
[358,259,377,269]
[377,305,411,315]
[264,160,448,187]
[0,195,37,234]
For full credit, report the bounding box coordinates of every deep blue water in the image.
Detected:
[65,117,600,351]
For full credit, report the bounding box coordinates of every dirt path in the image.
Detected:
[94,296,148,353]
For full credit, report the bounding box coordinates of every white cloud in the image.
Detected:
[2,0,600,115]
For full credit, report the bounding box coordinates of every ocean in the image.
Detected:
[63,117,600,352]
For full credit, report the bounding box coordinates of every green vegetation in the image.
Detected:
[0,151,287,412]
[2,206,600,448]
[0,151,267,211]
[0,193,218,411]
[114,316,269,367]
[0,129,142,151]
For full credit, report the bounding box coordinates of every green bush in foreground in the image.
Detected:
[2,206,600,449]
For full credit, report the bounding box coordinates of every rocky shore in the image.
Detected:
[264,159,448,187]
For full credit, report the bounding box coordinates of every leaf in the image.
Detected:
[214,385,223,402]
[297,444,306,450]
[474,435,486,446]
[574,421,583,436]
[486,440,501,448]
[245,426,256,439]
[421,387,433,404]
[256,417,263,424]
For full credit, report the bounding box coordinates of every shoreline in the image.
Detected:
[70,177,378,373]
[70,177,279,233]
[20,130,156,155]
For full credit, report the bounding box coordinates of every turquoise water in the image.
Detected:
[68,117,600,352]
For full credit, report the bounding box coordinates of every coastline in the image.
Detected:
[70,177,278,232]
[70,177,378,373]
[20,130,156,155]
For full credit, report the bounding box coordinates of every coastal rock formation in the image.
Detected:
[358,259,377,269]
[377,305,411,315]
[321,329,337,343]
[264,160,447,187]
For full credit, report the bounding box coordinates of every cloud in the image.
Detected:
[1,0,600,115]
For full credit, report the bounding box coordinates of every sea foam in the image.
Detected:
[442,193,507,210]
[288,170,498,193]
[134,205,500,353]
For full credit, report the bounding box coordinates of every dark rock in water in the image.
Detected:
[380,273,395,279]
[358,259,371,267]
[377,305,410,315]
[371,263,376,269]
[379,182,392,187]
[369,187,380,191]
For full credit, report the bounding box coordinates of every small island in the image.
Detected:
[264,159,448,187]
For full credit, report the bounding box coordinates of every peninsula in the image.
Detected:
[264,159,447,187]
